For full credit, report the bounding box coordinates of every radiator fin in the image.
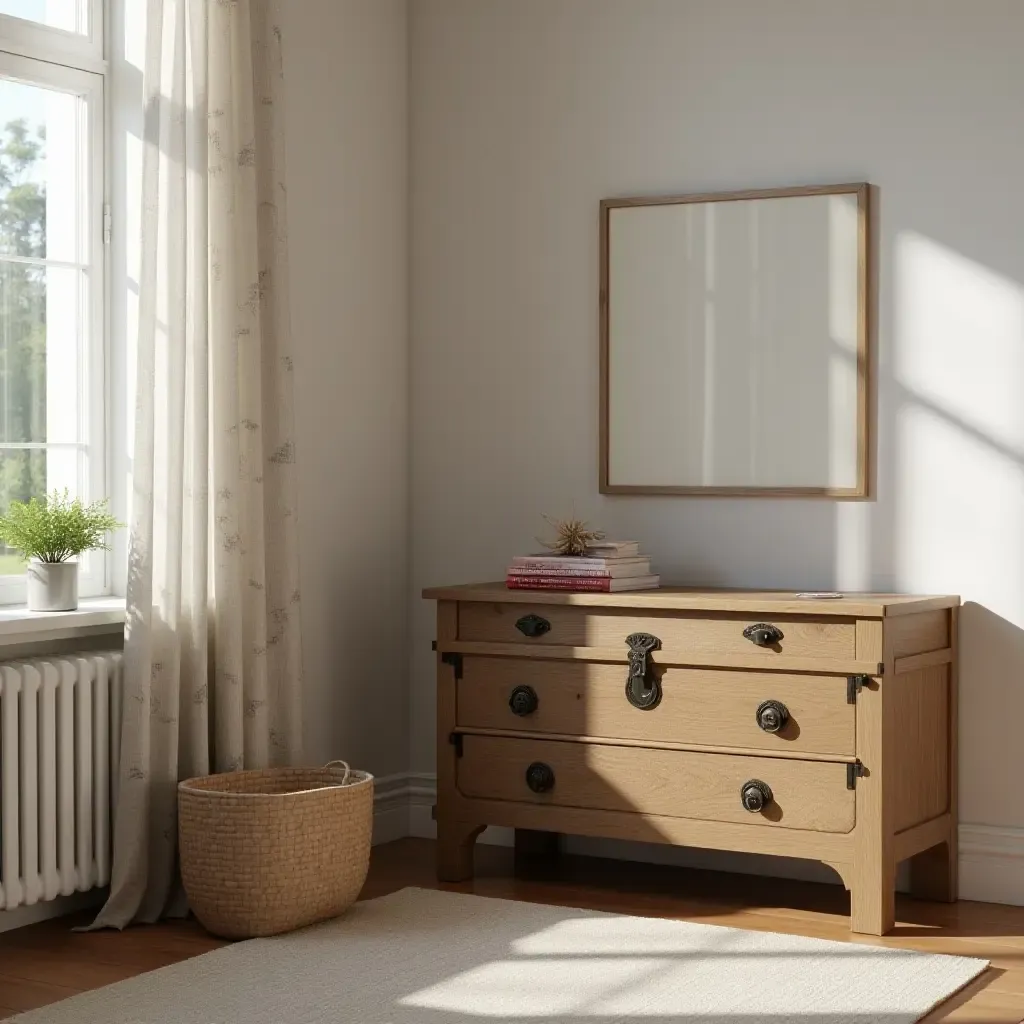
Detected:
[0,652,122,910]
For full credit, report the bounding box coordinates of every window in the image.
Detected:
[0,0,101,68]
[0,0,89,35]
[0,2,105,604]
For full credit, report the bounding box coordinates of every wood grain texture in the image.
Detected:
[452,727,859,763]
[894,648,953,675]
[458,602,857,663]
[908,606,959,904]
[890,609,951,660]
[892,666,951,832]
[440,639,883,676]
[435,601,478,881]
[856,180,871,498]
[599,182,871,498]
[855,617,884,666]
[894,814,953,863]
[598,187,610,494]
[448,792,851,863]
[457,735,856,833]
[0,838,1018,1023]
[422,582,960,618]
[852,673,896,935]
[458,657,856,755]
[946,605,960,899]
[430,587,960,936]
[601,181,871,209]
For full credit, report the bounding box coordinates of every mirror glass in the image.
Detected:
[602,185,868,496]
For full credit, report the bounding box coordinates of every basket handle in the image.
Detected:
[323,759,351,785]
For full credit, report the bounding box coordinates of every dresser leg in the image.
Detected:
[850,868,896,936]
[437,820,484,882]
[907,839,958,903]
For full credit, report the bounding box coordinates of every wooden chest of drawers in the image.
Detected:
[424,584,959,935]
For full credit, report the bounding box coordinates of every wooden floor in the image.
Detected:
[1,838,1023,1021]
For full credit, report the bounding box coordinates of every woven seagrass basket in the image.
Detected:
[178,761,373,939]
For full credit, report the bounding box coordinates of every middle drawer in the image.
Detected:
[457,657,855,756]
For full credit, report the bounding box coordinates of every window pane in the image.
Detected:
[0,259,45,441]
[0,0,86,35]
[0,446,44,574]
[0,260,83,442]
[0,77,85,263]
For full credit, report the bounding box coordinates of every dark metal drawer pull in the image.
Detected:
[743,623,784,647]
[516,614,551,638]
[525,761,555,793]
[509,685,539,717]
[755,699,790,733]
[741,779,773,813]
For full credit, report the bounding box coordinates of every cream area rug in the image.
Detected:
[14,888,988,1023]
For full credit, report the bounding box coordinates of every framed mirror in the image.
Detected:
[600,183,870,497]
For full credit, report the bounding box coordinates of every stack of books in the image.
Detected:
[505,541,660,592]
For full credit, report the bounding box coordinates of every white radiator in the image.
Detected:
[0,652,122,910]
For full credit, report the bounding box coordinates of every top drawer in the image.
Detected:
[458,602,857,667]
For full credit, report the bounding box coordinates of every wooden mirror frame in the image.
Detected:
[599,182,872,498]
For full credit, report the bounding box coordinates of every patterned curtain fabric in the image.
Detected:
[92,0,303,929]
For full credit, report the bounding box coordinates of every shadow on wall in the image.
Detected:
[959,602,1024,829]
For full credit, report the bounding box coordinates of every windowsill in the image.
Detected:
[0,597,126,645]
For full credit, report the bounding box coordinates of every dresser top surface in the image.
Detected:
[421,583,960,618]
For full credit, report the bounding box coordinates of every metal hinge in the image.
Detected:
[847,675,870,704]
[846,762,865,789]
[449,732,464,757]
[103,203,112,245]
[441,652,463,679]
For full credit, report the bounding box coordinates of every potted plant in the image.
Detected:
[0,490,123,612]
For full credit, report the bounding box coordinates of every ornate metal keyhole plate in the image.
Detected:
[624,631,662,710]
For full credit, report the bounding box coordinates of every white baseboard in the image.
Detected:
[959,824,1024,906]
[372,773,416,845]
[378,773,1024,907]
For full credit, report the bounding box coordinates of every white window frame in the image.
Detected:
[0,0,103,73]
[0,14,108,606]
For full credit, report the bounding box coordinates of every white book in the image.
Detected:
[511,554,649,571]
[508,560,651,579]
[584,541,640,558]
[505,574,660,593]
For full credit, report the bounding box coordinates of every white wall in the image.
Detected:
[409,0,1024,895]
[281,0,409,774]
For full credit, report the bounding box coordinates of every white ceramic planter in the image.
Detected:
[26,560,79,612]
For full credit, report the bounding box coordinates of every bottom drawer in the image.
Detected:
[457,735,855,833]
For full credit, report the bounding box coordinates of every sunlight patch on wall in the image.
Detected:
[896,231,1024,452]
[123,0,144,71]
[894,231,1024,620]
[897,403,1024,617]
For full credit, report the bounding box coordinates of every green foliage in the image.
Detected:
[0,490,122,563]
[1,118,48,562]
[0,118,46,257]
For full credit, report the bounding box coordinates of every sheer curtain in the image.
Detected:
[93,0,303,928]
